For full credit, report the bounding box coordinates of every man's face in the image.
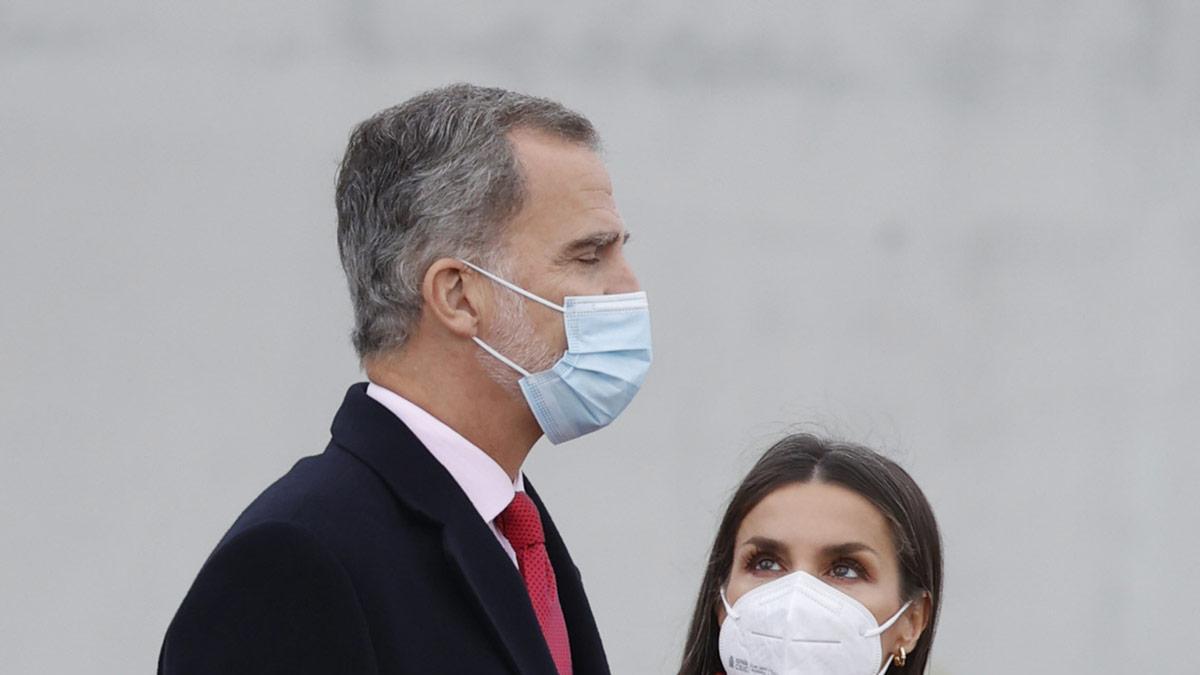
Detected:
[489,128,640,362]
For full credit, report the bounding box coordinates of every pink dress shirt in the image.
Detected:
[366,382,523,567]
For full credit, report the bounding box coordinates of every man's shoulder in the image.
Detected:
[216,444,422,559]
[160,452,382,675]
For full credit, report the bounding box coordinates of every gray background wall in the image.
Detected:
[3,2,1199,673]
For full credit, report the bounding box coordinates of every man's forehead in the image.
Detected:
[510,130,610,189]
[504,129,626,251]
[578,184,617,204]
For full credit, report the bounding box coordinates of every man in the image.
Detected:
[159,84,651,674]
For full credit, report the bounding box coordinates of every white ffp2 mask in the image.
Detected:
[719,571,911,675]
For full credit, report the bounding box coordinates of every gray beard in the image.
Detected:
[475,286,563,398]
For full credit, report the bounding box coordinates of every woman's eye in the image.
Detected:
[829,561,864,580]
[752,557,784,573]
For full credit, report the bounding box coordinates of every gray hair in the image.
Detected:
[335,83,601,359]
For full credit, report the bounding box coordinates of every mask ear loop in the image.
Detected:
[719,587,740,620]
[460,259,559,378]
[864,600,913,675]
[459,259,565,313]
[862,599,912,638]
[472,337,532,378]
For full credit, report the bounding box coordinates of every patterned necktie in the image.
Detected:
[495,491,573,675]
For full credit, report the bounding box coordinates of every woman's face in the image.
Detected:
[721,481,927,662]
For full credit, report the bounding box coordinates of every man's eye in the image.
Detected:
[577,255,601,265]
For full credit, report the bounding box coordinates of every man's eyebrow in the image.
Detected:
[820,542,882,560]
[562,230,631,253]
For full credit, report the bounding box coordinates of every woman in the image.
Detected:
[678,434,943,675]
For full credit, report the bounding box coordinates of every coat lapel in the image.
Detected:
[527,482,611,675]
[440,520,559,675]
[329,383,559,675]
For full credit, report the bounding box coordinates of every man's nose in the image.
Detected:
[607,252,641,294]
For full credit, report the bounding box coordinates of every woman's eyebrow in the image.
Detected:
[738,536,787,554]
[821,542,882,560]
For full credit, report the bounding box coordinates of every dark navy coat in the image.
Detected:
[159,383,609,674]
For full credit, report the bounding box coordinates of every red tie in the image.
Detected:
[495,491,573,675]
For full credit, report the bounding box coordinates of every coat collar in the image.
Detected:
[329,383,561,675]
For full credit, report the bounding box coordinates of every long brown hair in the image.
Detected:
[677,434,943,674]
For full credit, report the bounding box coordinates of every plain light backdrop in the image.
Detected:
[3,2,1199,673]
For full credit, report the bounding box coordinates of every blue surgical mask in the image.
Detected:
[460,260,653,444]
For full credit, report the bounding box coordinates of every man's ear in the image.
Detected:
[421,258,482,339]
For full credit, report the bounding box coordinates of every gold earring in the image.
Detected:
[892,647,907,667]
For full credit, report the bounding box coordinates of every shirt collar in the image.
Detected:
[365,382,523,523]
